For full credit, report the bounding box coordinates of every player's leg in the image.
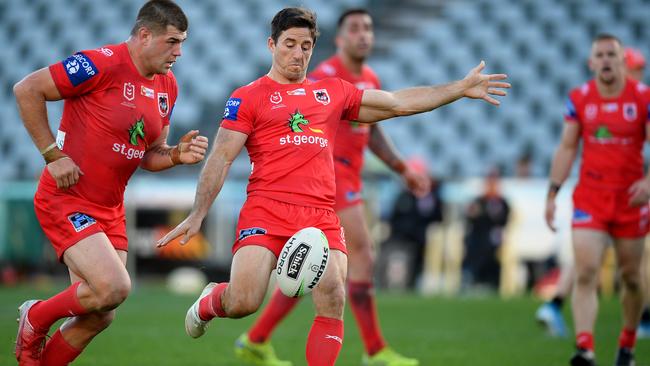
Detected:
[570,229,608,364]
[612,237,645,365]
[639,239,650,338]
[338,204,419,365]
[535,264,573,337]
[185,245,275,338]
[307,249,347,366]
[16,233,130,364]
[40,249,126,365]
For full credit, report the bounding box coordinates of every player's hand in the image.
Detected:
[177,130,209,165]
[462,61,510,106]
[402,168,431,198]
[628,178,650,207]
[47,156,84,190]
[545,197,557,232]
[156,213,204,247]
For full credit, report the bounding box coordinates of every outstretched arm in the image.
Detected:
[156,127,247,246]
[545,121,580,231]
[357,61,509,123]
[627,123,650,207]
[140,127,208,171]
[368,125,430,197]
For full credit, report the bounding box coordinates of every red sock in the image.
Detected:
[29,282,87,331]
[198,283,228,320]
[348,281,386,356]
[248,288,300,343]
[576,332,594,351]
[618,328,637,349]
[41,329,82,366]
[306,316,343,366]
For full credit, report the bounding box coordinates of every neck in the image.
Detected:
[126,38,155,80]
[267,67,305,84]
[596,75,625,98]
[337,50,364,75]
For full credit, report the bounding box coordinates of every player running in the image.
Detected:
[13,1,207,365]
[234,9,428,366]
[158,7,509,366]
[545,35,649,366]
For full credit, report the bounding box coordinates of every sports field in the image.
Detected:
[2,283,648,365]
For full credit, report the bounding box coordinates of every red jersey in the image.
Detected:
[309,55,381,177]
[220,75,364,209]
[46,43,178,207]
[565,79,650,189]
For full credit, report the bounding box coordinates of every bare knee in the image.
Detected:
[94,277,131,311]
[575,266,599,288]
[223,289,262,318]
[314,280,346,318]
[620,268,642,293]
[83,311,116,332]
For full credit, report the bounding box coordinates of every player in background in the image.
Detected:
[233,9,429,366]
[545,35,649,366]
[536,46,648,340]
[13,1,208,365]
[157,7,509,366]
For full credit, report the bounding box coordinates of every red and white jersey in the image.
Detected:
[309,55,381,176]
[46,43,178,207]
[565,78,650,189]
[220,75,364,209]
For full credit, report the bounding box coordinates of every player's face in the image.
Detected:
[337,14,374,62]
[589,39,624,85]
[143,25,187,75]
[269,27,314,82]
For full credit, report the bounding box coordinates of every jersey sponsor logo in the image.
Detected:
[585,103,597,121]
[158,93,169,117]
[128,117,146,146]
[623,103,637,121]
[123,82,135,101]
[98,47,114,57]
[223,97,241,121]
[601,102,618,113]
[237,227,267,241]
[280,111,329,147]
[313,89,330,105]
[287,88,306,96]
[572,208,592,224]
[68,212,96,232]
[270,91,283,104]
[62,52,98,86]
[141,86,154,99]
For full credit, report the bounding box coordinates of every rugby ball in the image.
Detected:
[276,227,329,297]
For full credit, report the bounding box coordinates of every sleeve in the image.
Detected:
[220,87,256,135]
[564,93,580,124]
[339,79,364,122]
[48,49,106,98]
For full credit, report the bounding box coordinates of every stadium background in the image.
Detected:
[1,0,649,364]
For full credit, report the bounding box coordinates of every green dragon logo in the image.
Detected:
[288,111,309,132]
[128,117,146,145]
[594,125,612,139]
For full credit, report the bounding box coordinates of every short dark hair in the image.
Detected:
[271,7,319,44]
[130,0,188,36]
[337,8,370,30]
[593,33,622,47]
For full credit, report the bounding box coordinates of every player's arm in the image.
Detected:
[156,127,247,247]
[545,121,580,231]
[356,61,509,124]
[368,125,430,197]
[627,123,650,206]
[13,68,83,189]
[140,126,208,171]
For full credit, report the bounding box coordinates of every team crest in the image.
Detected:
[623,103,637,122]
[313,89,330,105]
[157,93,169,117]
[270,91,283,104]
[585,103,597,121]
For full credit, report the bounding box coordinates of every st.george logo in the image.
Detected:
[158,93,169,117]
[313,89,330,105]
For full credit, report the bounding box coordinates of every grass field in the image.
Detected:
[1,283,648,365]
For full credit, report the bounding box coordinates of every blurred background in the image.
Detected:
[1,0,649,364]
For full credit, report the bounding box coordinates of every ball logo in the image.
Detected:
[308,246,328,289]
[65,60,80,74]
[276,237,295,276]
[287,243,311,280]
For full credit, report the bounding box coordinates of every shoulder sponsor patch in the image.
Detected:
[223,97,241,121]
[238,227,267,241]
[68,212,97,232]
[62,52,98,86]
